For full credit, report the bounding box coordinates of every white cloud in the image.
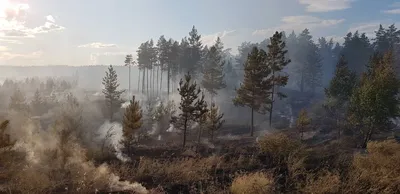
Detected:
[78,42,118,49]
[325,35,345,44]
[348,22,382,38]
[382,2,400,14]
[0,50,43,60]
[298,0,354,12]
[201,30,236,46]
[0,1,65,39]
[89,51,134,65]
[253,15,345,36]
[383,9,400,14]
[46,15,55,23]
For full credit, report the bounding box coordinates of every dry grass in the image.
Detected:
[230,172,274,194]
[301,170,341,194]
[258,133,304,165]
[344,140,400,194]
[133,156,223,184]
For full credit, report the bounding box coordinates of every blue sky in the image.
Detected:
[0,0,400,66]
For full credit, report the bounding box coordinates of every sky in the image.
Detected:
[1,0,400,66]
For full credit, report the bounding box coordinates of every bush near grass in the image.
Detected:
[258,132,304,166]
[343,140,400,194]
[230,172,274,194]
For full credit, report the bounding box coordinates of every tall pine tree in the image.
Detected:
[202,37,226,102]
[324,55,356,138]
[233,47,271,136]
[102,65,125,121]
[121,95,142,153]
[172,72,208,148]
[265,31,291,127]
[349,52,400,148]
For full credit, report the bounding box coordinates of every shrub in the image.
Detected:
[344,140,400,193]
[230,172,274,194]
[258,133,304,165]
[301,170,341,194]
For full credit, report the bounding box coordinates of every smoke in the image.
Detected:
[97,120,131,162]
[5,112,147,193]
[121,101,130,109]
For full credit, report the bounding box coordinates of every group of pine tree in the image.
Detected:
[106,24,400,150]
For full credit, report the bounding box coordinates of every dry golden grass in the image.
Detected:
[230,172,274,194]
[301,170,341,194]
[132,156,223,184]
[344,140,400,194]
[258,133,304,165]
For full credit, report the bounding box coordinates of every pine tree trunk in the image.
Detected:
[128,65,131,96]
[167,66,170,96]
[337,119,340,139]
[269,71,275,128]
[183,118,188,148]
[300,70,305,93]
[138,68,140,93]
[157,66,159,95]
[251,108,254,137]
[160,67,163,94]
[152,68,155,96]
[146,68,149,95]
[362,128,373,149]
[142,68,145,94]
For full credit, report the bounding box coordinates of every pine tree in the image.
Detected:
[172,72,208,148]
[206,103,225,142]
[0,120,14,149]
[349,51,400,148]
[121,95,142,153]
[137,42,147,94]
[31,89,46,116]
[233,47,271,136]
[318,37,335,86]
[187,26,204,79]
[102,65,125,121]
[168,39,180,95]
[157,35,169,95]
[341,31,373,75]
[265,31,291,127]
[202,37,226,102]
[295,29,322,93]
[296,109,311,140]
[9,88,29,113]
[324,55,356,138]
[124,54,133,95]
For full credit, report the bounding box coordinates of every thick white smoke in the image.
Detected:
[97,120,131,162]
[6,112,147,193]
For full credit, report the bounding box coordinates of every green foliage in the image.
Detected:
[296,109,312,140]
[341,31,373,75]
[172,72,208,148]
[205,103,225,141]
[348,52,400,148]
[9,88,30,113]
[31,89,47,116]
[233,47,271,136]
[325,56,357,102]
[0,120,14,149]
[102,65,125,121]
[121,95,143,150]
[266,31,291,126]
[324,55,357,137]
[295,29,323,93]
[202,37,227,98]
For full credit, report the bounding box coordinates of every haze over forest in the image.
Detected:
[1,0,400,194]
